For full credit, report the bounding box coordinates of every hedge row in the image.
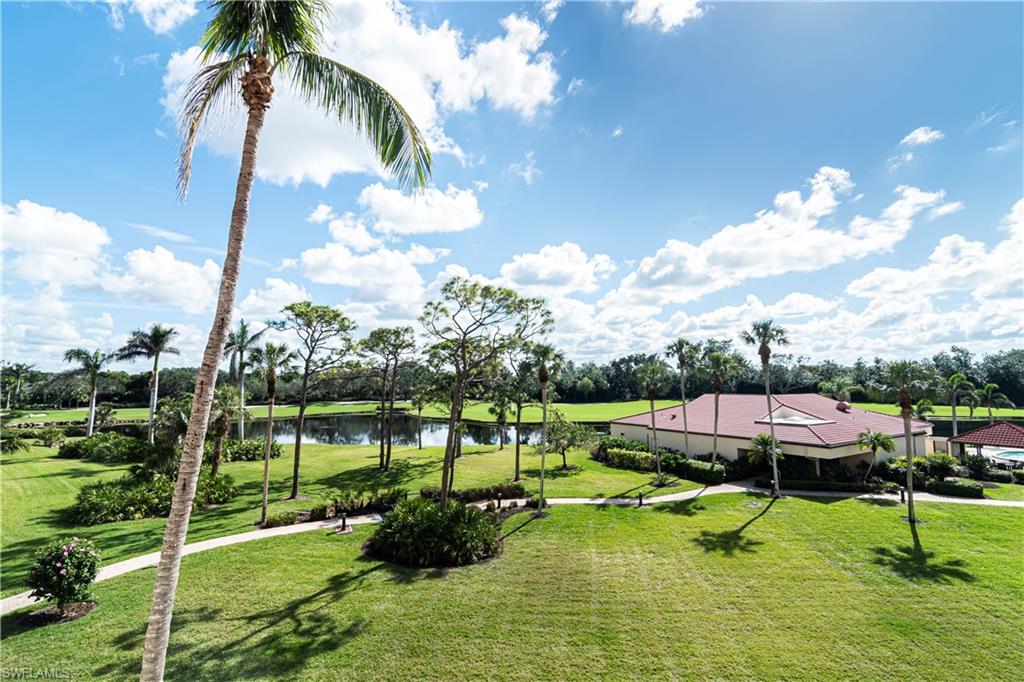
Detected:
[925,479,984,498]
[662,453,726,485]
[754,478,898,494]
[420,482,527,504]
[205,438,282,462]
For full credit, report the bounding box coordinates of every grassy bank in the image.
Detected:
[3,497,1021,679]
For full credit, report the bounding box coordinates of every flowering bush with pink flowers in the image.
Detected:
[28,537,100,612]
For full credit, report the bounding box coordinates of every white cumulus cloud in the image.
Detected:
[624,0,706,32]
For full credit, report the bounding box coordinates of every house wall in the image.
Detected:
[611,423,928,466]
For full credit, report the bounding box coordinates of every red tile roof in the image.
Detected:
[948,421,1024,448]
[611,393,930,449]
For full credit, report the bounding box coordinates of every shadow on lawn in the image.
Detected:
[691,497,776,556]
[96,561,428,679]
[871,522,975,583]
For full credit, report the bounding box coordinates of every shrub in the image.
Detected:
[57,432,149,464]
[28,537,100,612]
[662,453,726,485]
[263,511,299,528]
[1012,469,1024,485]
[365,498,500,567]
[926,479,984,499]
[591,435,648,461]
[420,482,527,504]
[878,456,929,486]
[923,453,958,480]
[36,427,66,448]
[66,467,235,525]
[330,488,406,517]
[603,448,655,471]
[1,429,31,454]
[978,468,1014,484]
[962,452,989,479]
[205,438,282,462]
[307,500,334,521]
[754,478,897,494]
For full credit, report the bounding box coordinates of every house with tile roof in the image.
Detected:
[610,393,932,467]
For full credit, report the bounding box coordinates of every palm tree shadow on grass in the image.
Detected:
[692,498,776,556]
[95,560,430,679]
[871,522,975,583]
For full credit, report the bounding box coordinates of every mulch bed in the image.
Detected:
[18,601,97,627]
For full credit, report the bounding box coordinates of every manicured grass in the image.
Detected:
[2,496,1021,679]
[0,441,693,597]
[3,401,381,425]
[854,402,1024,419]
[982,482,1024,501]
[415,399,679,423]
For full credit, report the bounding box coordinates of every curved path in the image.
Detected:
[3,482,1021,616]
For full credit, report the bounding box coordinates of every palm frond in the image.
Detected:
[201,0,328,62]
[177,55,248,200]
[279,51,431,190]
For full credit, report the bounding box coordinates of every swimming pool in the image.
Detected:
[989,450,1024,463]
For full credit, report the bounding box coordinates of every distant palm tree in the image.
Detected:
[249,342,297,526]
[117,324,181,444]
[747,433,782,467]
[818,375,862,402]
[3,362,34,408]
[532,343,564,514]
[912,399,935,452]
[139,0,429,671]
[941,372,975,438]
[209,385,242,478]
[740,320,789,497]
[224,319,266,440]
[869,361,935,524]
[856,430,895,482]
[704,351,741,466]
[62,349,112,436]
[976,382,1014,424]
[664,338,701,455]
[636,362,671,476]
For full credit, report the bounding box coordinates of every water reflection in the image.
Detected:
[238,413,562,446]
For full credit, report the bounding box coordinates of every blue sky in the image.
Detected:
[3,0,1022,370]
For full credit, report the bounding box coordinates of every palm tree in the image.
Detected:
[117,324,181,444]
[636,362,671,477]
[62,349,112,436]
[747,433,782,467]
[532,343,563,514]
[869,360,935,524]
[976,382,1015,424]
[223,319,266,441]
[3,363,34,408]
[141,2,431,676]
[941,372,975,439]
[856,430,895,482]
[818,375,862,402]
[740,320,789,498]
[249,342,296,526]
[209,385,242,478]
[664,338,701,455]
[704,351,741,466]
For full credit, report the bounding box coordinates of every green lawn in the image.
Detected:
[981,482,1024,501]
[3,401,382,425]
[2,496,1021,680]
[854,402,1024,419]
[0,441,695,597]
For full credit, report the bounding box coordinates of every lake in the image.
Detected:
[238,413,599,447]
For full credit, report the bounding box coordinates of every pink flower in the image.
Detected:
[60,569,66,576]
[55,562,62,568]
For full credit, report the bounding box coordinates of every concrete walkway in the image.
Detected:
[3,483,1021,616]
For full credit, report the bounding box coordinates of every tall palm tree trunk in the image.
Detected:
[148,356,160,444]
[537,382,549,512]
[378,367,388,470]
[681,366,690,456]
[711,387,720,466]
[385,372,397,470]
[140,65,268,681]
[238,355,246,440]
[261,394,275,525]
[648,396,661,476]
[86,381,97,437]
[290,371,310,498]
[513,403,523,481]
[900,390,917,525]
[762,363,781,496]
[951,394,958,438]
